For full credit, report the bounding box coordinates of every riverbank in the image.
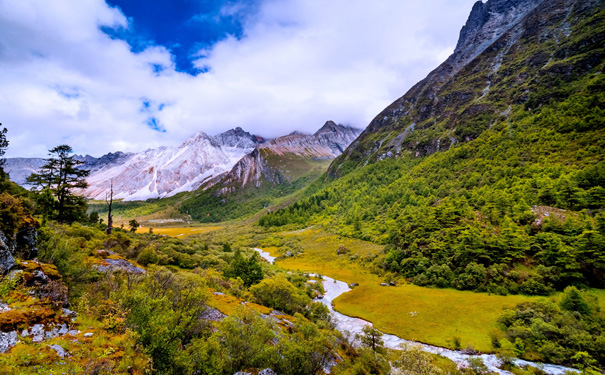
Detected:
[253,245,579,375]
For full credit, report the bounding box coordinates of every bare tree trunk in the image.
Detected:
[106,180,113,235]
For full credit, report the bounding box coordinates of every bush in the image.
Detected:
[250,275,309,315]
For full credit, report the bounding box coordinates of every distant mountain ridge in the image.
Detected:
[213,121,361,193]
[5,123,361,201]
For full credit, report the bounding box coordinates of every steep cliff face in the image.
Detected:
[330,0,602,176]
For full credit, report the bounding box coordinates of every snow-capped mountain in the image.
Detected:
[82,128,261,200]
[5,128,262,201]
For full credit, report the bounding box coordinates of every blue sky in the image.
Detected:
[105,0,256,74]
[0,0,477,158]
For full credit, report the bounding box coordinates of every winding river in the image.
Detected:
[253,248,578,375]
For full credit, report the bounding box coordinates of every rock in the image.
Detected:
[27,269,49,286]
[285,251,292,257]
[349,283,359,288]
[389,281,397,286]
[199,308,226,322]
[0,231,16,274]
[45,328,59,340]
[336,244,349,255]
[315,295,324,300]
[96,258,146,274]
[15,224,38,260]
[380,283,389,286]
[83,332,94,337]
[234,372,252,375]
[213,291,225,296]
[7,269,23,280]
[0,301,10,312]
[57,324,69,335]
[258,369,277,375]
[0,331,17,353]
[31,324,45,342]
[49,344,69,358]
[62,308,78,319]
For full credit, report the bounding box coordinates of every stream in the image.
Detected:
[253,248,578,375]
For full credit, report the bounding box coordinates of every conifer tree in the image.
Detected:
[26,145,89,224]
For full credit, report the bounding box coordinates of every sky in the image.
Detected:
[0,0,478,158]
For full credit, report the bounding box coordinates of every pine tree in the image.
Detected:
[26,145,89,224]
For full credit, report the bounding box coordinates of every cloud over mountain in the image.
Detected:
[0,0,475,158]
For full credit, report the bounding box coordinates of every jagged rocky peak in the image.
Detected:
[314,120,340,134]
[455,0,544,58]
[214,127,263,148]
[315,120,360,137]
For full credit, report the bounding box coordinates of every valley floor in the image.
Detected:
[167,224,605,356]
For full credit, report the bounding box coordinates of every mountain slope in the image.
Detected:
[261,0,605,299]
[215,121,360,192]
[180,122,361,222]
[330,0,603,176]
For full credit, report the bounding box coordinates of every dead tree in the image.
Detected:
[106,180,113,235]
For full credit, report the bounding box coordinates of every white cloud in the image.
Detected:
[0,0,476,157]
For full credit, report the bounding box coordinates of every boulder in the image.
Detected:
[0,331,17,353]
[336,244,349,255]
[380,283,389,286]
[96,258,146,274]
[49,344,69,358]
[16,224,38,260]
[0,231,15,274]
[199,307,226,322]
[259,369,277,375]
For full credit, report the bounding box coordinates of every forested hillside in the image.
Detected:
[260,0,605,295]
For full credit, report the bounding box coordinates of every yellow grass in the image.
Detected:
[264,227,545,352]
[208,291,272,316]
[135,226,222,237]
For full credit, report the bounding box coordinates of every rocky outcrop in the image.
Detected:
[96,258,146,274]
[0,218,39,274]
[15,224,38,260]
[214,127,265,148]
[0,231,15,274]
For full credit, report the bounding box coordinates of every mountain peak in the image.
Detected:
[314,120,340,134]
[455,0,544,57]
[182,131,214,147]
[215,127,262,148]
